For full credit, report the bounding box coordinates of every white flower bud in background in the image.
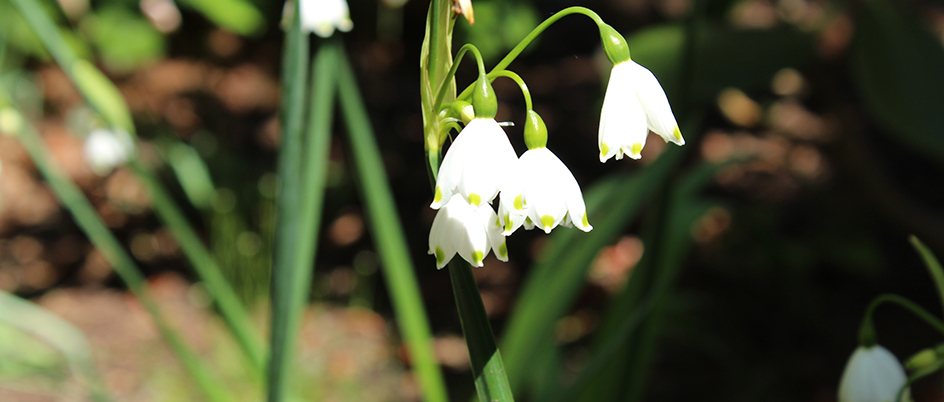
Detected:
[83,128,135,176]
[299,0,353,38]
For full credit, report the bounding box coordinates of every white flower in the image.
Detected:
[299,0,353,38]
[428,195,507,269]
[599,60,684,162]
[498,147,592,235]
[838,345,911,402]
[83,128,134,175]
[430,118,518,209]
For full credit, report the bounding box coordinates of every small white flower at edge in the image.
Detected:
[84,128,135,176]
[299,0,353,38]
[498,147,592,235]
[429,195,508,269]
[599,60,684,162]
[838,345,911,402]
[430,117,518,210]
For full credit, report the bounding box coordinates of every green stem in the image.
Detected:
[491,70,532,111]
[337,49,449,402]
[5,106,233,402]
[449,261,515,402]
[267,3,317,400]
[434,43,486,111]
[859,294,944,346]
[456,6,603,102]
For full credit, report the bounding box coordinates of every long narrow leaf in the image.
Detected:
[0,291,112,402]
[910,236,944,315]
[336,49,449,402]
[0,102,234,402]
[9,0,265,374]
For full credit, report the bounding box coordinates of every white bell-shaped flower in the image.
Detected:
[498,147,592,235]
[429,195,508,269]
[83,128,134,175]
[838,345,911,402]
[430,117,518,209]
[599,60,684,162]
[299,0,353,38]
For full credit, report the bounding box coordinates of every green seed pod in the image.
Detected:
[524,110,547,150]
[599,24,631,65]
[471,75,497,119]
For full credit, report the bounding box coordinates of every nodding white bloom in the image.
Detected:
[598,60,684,162]
[430,118,518,209]
[498,147,592,235]
[429,195,507,269]
[83,128,134,175]
[299,0,353,38]
[838,345,910,402]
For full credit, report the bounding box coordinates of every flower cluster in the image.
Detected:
[428,24,684,269]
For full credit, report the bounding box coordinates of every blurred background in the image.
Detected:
[1,0,944,400]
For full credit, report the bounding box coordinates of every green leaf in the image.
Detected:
[166,142,216,209]
[0,291,112,402]
[71,59,135,134]
[83,7,165,73]
[910,236,944,316]
[852,0,944,165]
[176,0,266,36]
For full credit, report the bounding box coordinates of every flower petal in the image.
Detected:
[521,149,568,234]
[628,61,684,146]
[838,345,908,402]
[599,63,648,162]
[477,205,508,262]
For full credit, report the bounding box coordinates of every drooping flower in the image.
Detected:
[83,127,134,175]
[430,117,518,210]
[299,0,353,38]
[838,345,911,402]
[598,60,684,162]
[498,111,592,235]
[428,195,507,268]
[498,147,592,235]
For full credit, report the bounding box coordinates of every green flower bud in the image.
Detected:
[599,24,631,65]
[524,110,547,150]
[450,100,475,124]
[905,348,938,371]
[472,75,497,119]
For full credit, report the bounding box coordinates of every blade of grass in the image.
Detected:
[336,50,449,402]
[267,3,324,399]
[0,103,234,402]
[910,236,944,315]
[0,291,112,402]
[9,0,265,374]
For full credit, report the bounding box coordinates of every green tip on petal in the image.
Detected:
[540,215,555,230]
[673,126,683,143]
[504,214,513,232]
[495,216,501,227]
[435,247,445,265]
[498,243,507,258]
[471,250,484,265]
[433,187,442,203]
[513,195,524,210]
[600,142,610,158]
[631,143,643,156]
[582,212,589,228]
[468,193,481,206]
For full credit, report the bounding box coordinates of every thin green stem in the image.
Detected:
[267,3,317,400]
[434,43,486,111]
[4,105,234,402]
[491,70,532,111]
[337,49,449,402]
[860,294,944,346]
[456,6,603,102]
